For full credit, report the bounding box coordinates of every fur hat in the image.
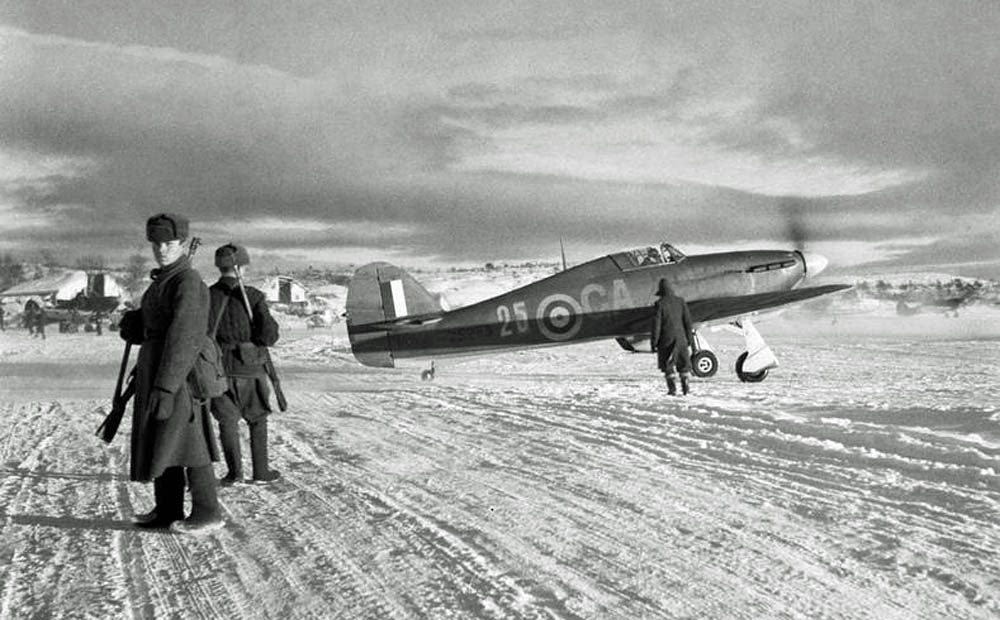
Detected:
[145,213,189,242]
[215,243,250,268]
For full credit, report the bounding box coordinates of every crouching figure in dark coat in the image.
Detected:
[209,243,282,485]
[651,278,695,396]
[118,213,223,534]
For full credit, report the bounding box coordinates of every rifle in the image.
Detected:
[96,343,136,443]
[234,266,287,412]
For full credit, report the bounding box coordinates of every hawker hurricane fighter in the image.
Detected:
[346,243,849,382]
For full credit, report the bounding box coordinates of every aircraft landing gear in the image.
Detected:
[735,352,769,382]
[420,362,436,381]
[691,350,719,377]
[689,332,719,378]
[726,319,777,383]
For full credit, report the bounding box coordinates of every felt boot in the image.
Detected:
[249,419,281,483]
[133,467,185,528]
[212,397,243,483]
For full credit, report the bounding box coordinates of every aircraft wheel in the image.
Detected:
[420,368,435,381]
[691,350,719,378]
[735,352,768,383]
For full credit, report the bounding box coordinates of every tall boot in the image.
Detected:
[680,373,690,396]
[211,397,243,484]
[249,418,281,483]
[133,467,184,528]
[171,465,224,535]
[665,373,678,396]
[218,419,243,484]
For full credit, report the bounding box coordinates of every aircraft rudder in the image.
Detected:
[346,262,394,367]
[345,262,442,368]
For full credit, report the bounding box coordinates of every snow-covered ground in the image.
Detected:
[1,275,998,619]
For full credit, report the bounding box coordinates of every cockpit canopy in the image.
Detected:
[611,243,687,270]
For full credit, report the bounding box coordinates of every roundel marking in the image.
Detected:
[536,293,583,341]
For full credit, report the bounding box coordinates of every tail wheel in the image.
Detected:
[421,364,435,381]
[735,352,768,383]
[691,350,719,378]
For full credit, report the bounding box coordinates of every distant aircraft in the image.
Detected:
[896,294,975,318]
[345,242,850,382]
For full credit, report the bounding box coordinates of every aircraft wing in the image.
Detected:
[688,284,852,324]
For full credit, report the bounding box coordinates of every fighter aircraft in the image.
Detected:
[345,242,850,382]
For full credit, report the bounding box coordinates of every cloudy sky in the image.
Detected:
[1,1,998,276]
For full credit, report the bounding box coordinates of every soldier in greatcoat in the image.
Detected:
[209,243,282,485]
[118,213,223,534]
[651,278,696,396]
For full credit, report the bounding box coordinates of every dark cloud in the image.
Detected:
[859,232,1000,279]
[436,103,601,130]
[1,1,998,274]
[754,3,1000,175]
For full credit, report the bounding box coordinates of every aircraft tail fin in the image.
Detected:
[345,262,442,367]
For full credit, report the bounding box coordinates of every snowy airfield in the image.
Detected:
[1,271,999,619]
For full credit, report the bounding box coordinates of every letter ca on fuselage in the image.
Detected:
[495,278,635,342]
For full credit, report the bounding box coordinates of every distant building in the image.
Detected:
[250,275,308,306]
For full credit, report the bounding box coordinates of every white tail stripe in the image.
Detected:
[390,279,408,317]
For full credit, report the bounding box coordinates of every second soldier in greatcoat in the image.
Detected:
[209,243,282,485]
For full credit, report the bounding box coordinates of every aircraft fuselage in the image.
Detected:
[378,250,808,362]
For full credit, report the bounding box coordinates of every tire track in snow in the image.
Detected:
[272,392,589,619]
[300,388,728,618]
[409,389,837,619]
[1,403,133,620]
[0,404,72,620]
[115,470,262,619]
[391,381,996,618]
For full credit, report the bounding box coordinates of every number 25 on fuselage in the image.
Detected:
[345,242,849,382]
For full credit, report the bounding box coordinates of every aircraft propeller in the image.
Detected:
[782,197,828,277]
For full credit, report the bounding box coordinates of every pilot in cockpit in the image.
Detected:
[643,246,662,265]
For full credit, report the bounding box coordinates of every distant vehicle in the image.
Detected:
[1,271,124,333]
[346,242,849,382]
[896,295,973,318]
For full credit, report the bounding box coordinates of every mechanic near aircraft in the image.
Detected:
[651,277,695,396]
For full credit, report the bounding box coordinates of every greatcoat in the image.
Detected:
[651,282,695,375]
[125,256,219,482]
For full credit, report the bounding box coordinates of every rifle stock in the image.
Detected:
[97,360,136,443]
[234,266,287,412]
[264,352,287,412]
[97,371,136,443]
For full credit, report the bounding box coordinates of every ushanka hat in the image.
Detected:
[214,243,250,268]
[145,213,189,242]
